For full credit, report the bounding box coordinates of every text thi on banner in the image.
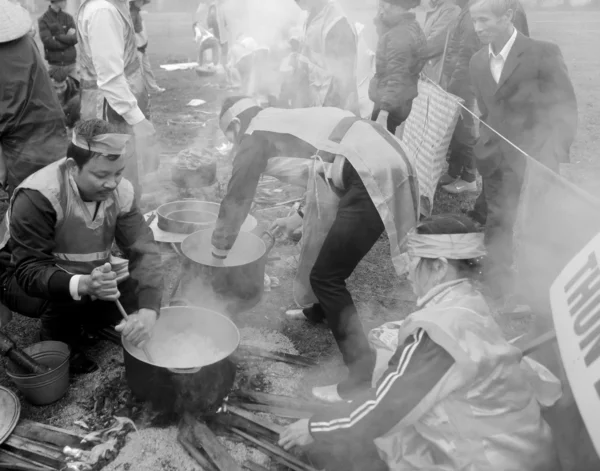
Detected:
[550,231,600,456]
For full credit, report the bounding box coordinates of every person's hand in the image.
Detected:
[376,110,389,128]
[278,419,314,451]
[78,263,119,301]
[115,308,157,347]
[67,28,76,36]
[270,212,303,239]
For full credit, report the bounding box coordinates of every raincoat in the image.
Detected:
[368,280,562,470]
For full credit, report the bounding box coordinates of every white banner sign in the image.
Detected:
[550,232,600,456]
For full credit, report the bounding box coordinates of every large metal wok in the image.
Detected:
[156,200,257,235]
[121,305,239,413]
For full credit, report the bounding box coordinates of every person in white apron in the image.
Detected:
[77,0,159,195]
[278,213,562,471]
[283,0,358,112]
[211,96,419,402]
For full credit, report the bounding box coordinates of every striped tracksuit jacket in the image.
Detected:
[309,329,455,441]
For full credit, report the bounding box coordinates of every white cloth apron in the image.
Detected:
[301,0,357,111]
[249,107,420,307]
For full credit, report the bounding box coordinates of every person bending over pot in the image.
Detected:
[278,214,562,471]
[0,119,163,375]
[211,96,419,403]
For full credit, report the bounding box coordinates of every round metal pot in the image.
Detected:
[156,200,257,235]
[122,306,239,413]
[180,229,276,314]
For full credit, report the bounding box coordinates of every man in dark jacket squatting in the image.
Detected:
[211,97,420,403]
[0,119,163,375]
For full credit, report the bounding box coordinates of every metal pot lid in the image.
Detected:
[0,386,20,445]
[181,229,266,267]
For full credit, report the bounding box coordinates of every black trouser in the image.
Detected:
[371,100,414,135]
[0,269,139,347]
[309,164,385,397]
[474,163,525,299]
[447,95,477,183]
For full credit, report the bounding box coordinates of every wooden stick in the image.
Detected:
[243,461,270,471]
[237,346,317,367]
[522,331,557,357]
[185,414,243,471]
[178,435,219,471]
[1,436,65,469]
[234,391,324,413]
[229,427,317,471]
[254,198,303,212]
[0,463,47,471]
[233,403,312,420]
[226,405,284,435]
[13,420,87,450]
[0,449,53,471]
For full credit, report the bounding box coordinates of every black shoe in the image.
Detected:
[69,350,99,376]
[302,304,326,324]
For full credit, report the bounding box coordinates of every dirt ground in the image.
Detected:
[1,5,600,471]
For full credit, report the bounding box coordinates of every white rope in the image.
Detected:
[421,75,533,160]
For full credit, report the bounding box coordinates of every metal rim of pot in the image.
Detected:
[121,304,240,374]
[156,200,258,235]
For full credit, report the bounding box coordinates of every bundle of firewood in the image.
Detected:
[0,418,135,471]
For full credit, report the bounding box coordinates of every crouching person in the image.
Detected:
[0,119,163,375]
[279,214,562,471]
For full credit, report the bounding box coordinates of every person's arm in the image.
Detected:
[469,55,487,122]
[536,42,578,164]
[379,28,412,111]
[308,329,455,442]
[56,14,78,46]
[423,6,460,61]
[87,6,145,125]
[10,190,74,301]
[114,182,163,313]
[447,15,481,97]
[38,17,68,51]
[211,133,273,256]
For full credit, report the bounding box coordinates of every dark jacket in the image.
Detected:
[38,6,77,66]
[469,33,578,176]
[369,11,426,113]
[4,187,163,312]
[0,35,67,194]
[442,0,529,98]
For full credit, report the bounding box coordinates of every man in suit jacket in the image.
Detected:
[468,0,577,302]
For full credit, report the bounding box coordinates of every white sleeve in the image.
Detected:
[87,6,145,126]
[70,275,82,301]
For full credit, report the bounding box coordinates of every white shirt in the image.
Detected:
[489,27,517,84]
[78,0,145,126]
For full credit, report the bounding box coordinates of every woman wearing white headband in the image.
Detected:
[279,214,561,471]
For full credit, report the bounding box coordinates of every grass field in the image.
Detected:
[2,5,599,470]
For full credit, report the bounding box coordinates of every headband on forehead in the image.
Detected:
[406,231,486,260]
[219,98,260,133]
[72,132,131,155]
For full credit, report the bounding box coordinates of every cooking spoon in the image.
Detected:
[115,300,156,363]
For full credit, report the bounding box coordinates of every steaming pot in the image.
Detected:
[122,305,239,413]
[179,229,276,314]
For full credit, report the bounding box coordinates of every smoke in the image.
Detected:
[221,0,303,49]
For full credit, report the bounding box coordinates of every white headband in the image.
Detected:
[71,132,130,155]
[219,98,260,133]
[406,232,486,260]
